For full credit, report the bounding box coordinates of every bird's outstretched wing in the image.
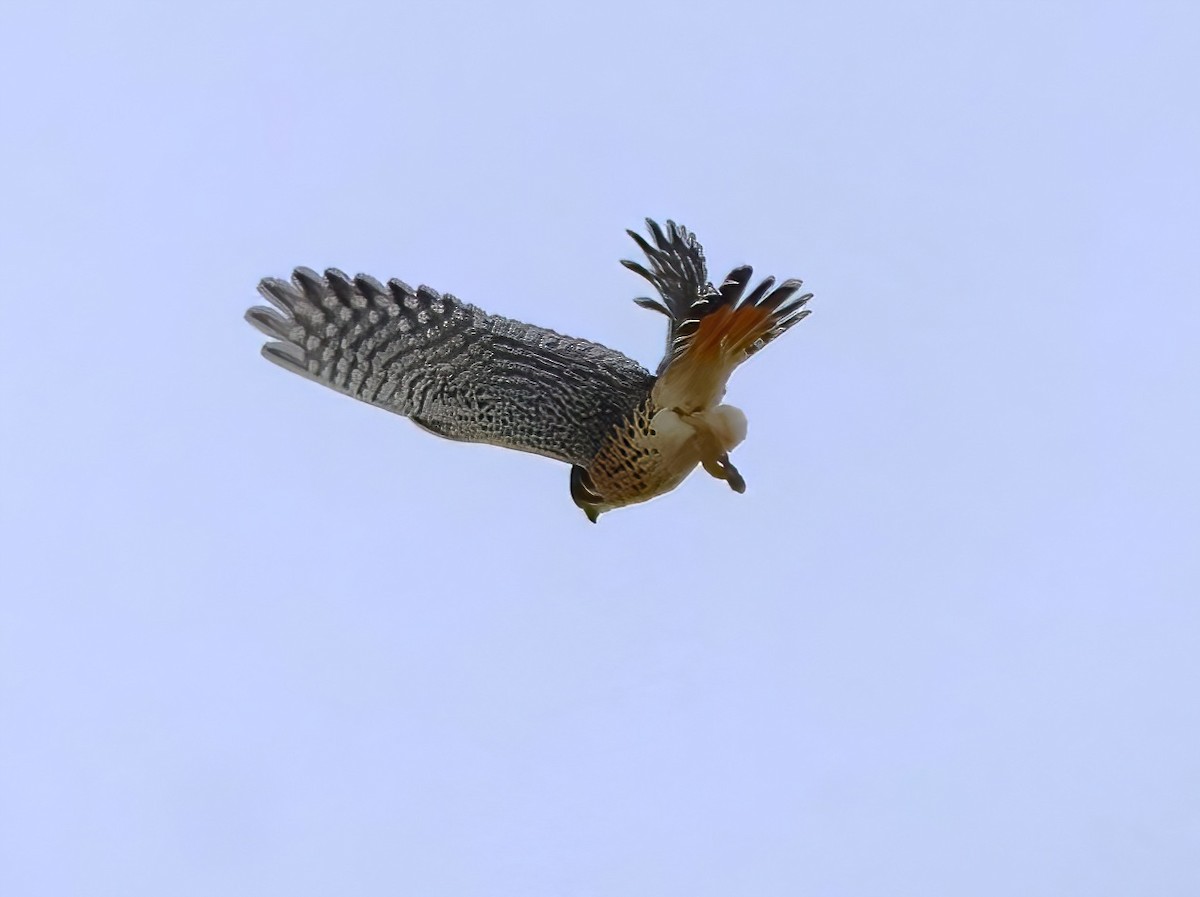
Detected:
[622,219,813,412]
[246,268,654,465]
[621,218,716,376]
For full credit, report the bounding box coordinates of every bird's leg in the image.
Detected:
[720,454,746,493]
[685,405,749,495]
[702,453,746,493]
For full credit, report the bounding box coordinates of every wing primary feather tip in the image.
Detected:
[261,341,305,366]
[245,306,292,340]
[646,219,668,247]
[257,278,302,313]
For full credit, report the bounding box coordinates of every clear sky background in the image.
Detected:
[2,1,1198,894]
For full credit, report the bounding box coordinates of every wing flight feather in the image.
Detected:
[246,267,653,465]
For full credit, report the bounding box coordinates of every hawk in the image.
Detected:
[245,219,813,521]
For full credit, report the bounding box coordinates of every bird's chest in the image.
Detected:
[586,405,702,503]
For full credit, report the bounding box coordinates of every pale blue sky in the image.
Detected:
[2,1,1198,895]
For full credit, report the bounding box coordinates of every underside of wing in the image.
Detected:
[622,219,813,411]
[246,268,654,466]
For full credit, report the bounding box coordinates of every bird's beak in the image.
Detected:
[571,465,604,524]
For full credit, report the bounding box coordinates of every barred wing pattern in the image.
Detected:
[623,219,813,374]
[246,267,654,466]
[622,219,814,412]
[621,219,718,376]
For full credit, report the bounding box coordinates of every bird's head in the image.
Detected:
[570,465,608,524]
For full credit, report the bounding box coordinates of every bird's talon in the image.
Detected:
[720,455,746,493]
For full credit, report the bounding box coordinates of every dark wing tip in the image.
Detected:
[260,341,312,378]
[756,279,809,313]
[245,306,293,341]
[257,276,303,314]
[287,266,328,309]
[742,275,777,307]
[633,296,671,316]
[623,217,712,318]
[718,266,754,305]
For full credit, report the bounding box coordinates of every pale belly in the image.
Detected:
[584,404,747,510]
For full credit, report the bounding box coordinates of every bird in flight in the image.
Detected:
[246,219,813,521]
